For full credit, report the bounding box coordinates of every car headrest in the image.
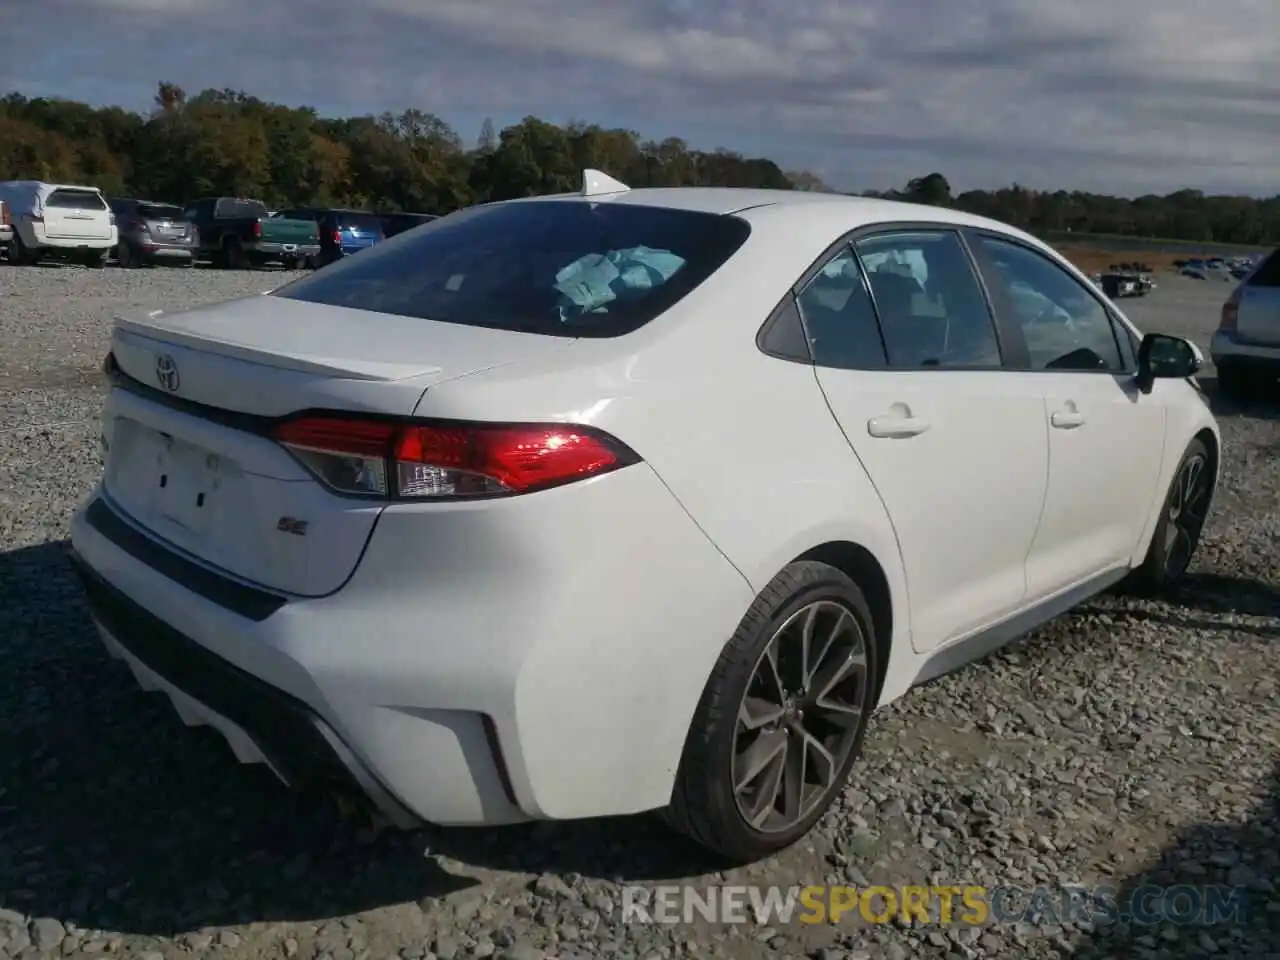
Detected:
[869,270,917,314]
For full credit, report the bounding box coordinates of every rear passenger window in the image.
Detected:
[796,248,886,369]
[1249,249,1280,287]
[853,231,1001,368]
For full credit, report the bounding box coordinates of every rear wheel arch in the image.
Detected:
[790,540,893,704]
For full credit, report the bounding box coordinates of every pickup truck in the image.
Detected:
[183,197,320,269]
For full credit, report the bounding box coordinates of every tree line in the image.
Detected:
[1,83,1277,246]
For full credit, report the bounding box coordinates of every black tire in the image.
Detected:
[117,243,134,268]
[663,560,879,862]
[1122,438,1212,596]
[10,233,38,266]
[224,239,248,270]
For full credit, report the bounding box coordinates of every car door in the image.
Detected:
[803,229,1050,654]
[966,231,1166,599]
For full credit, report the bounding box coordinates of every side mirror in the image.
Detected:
[1136,333,1202,394]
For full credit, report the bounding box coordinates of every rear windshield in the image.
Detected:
[138,203,184,220]
[46,189,107,210]
[273,200,751,337]
[214,198,269,219]
[334,212,384,231]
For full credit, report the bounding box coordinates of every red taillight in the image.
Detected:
[331,228,341,246]
[272,417,637,499]
[1220,299,1239,331]
[253,220,262,239]
[1,207,9,226]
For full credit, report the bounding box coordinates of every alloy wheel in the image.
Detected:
[1163,453,1209,578]
[732,600,870,834]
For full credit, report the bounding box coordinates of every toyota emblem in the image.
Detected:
[155,354,180,392]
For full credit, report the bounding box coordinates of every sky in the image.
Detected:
[2,0,1278,197]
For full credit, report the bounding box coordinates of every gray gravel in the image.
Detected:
[0,263,1276,960]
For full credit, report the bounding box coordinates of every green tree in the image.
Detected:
[0,80,1275,245]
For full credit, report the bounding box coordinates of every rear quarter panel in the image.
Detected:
[414,212,916,700]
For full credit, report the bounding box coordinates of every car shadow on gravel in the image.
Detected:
[1203,376,1280,422]
[0,540,480,936]
[0,539,716,939]
[1068,761,1279,958]
[1090,573,1280,640]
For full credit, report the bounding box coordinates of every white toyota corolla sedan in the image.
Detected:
[70,171,1219,862]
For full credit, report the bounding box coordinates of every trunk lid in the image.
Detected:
[260,216,319,245]
[1235,251,1280,346]
[140,216,194,243]
[334,213,384,251]
[43,187,113,241]
[338,226,380,253]
[137,204,191,242]
[102,294,570,596]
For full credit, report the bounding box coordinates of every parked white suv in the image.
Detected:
[0,199,13,255]
[1213,247,1280,397]
[0,181,117,266]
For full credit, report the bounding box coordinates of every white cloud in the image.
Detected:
[7,0,1280,194]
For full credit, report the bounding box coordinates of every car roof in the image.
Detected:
[500,180,1041,245]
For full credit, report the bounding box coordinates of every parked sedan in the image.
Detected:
[109,198,197,267]
[71,172,1218,862]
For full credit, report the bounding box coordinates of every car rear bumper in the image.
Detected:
[0,226,12,245]
[249,241,321,260]
[27,224,117,250]
[70,554,423,828]
[68,465,753,826]
[1210,330,1280,369]
[136,243,195,260]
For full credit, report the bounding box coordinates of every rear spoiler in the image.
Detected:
[112,312,444,382]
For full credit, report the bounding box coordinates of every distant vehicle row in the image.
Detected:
[1178,255,1258,282]
[0,180,437,268]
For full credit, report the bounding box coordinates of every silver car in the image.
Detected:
[1212,248,1280,397]
[109,198,197,267]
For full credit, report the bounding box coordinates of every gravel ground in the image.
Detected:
[0,263,1276,960]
